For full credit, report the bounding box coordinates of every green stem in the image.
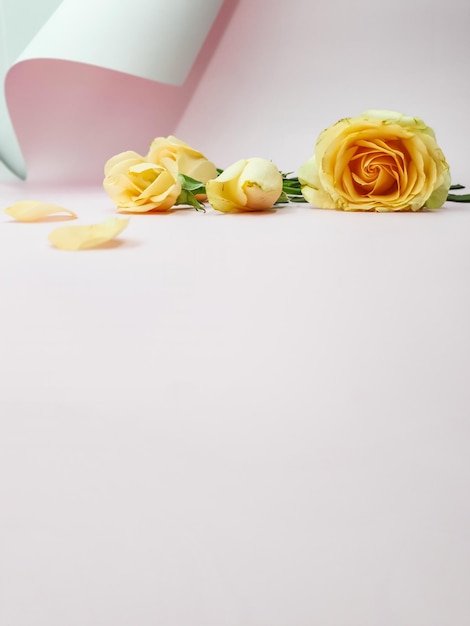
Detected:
[176,189,206,212]
[446,193,470,203]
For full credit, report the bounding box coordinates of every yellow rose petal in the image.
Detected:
[4,201,77,222]
[147,135,218,184]
[48,217,129,251]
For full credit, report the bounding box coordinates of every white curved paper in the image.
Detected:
[15,0,224,85]
[0,0,224,181]
[0,0,63,178]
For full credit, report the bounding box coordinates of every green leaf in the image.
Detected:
[286,195,308,203]
[178,174,206,194]
[446,193,470,203]
[175,188,206,212]
[282,179,302,195]
[450,184,465,190]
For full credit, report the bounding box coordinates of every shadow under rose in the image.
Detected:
[209,207,284,217]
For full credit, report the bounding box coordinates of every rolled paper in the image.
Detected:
[1,0,225,182]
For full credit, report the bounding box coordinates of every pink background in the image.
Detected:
[1,2,470,626]
[175,0,470,181]
[4,0,470,184]
[6,0,470,183]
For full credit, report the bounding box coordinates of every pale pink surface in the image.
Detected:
[1,186,470,625]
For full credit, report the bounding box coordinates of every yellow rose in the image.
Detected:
[298,110,451,212]
[147,135,218,184]
[206,158,283,212]
[103,151,181,212]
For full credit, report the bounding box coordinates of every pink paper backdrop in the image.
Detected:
[175,0,470,182]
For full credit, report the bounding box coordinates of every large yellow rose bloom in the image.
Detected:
[298,110,451,212]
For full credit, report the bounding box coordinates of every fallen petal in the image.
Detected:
[48,217,129,251]
[4,201,77,222]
